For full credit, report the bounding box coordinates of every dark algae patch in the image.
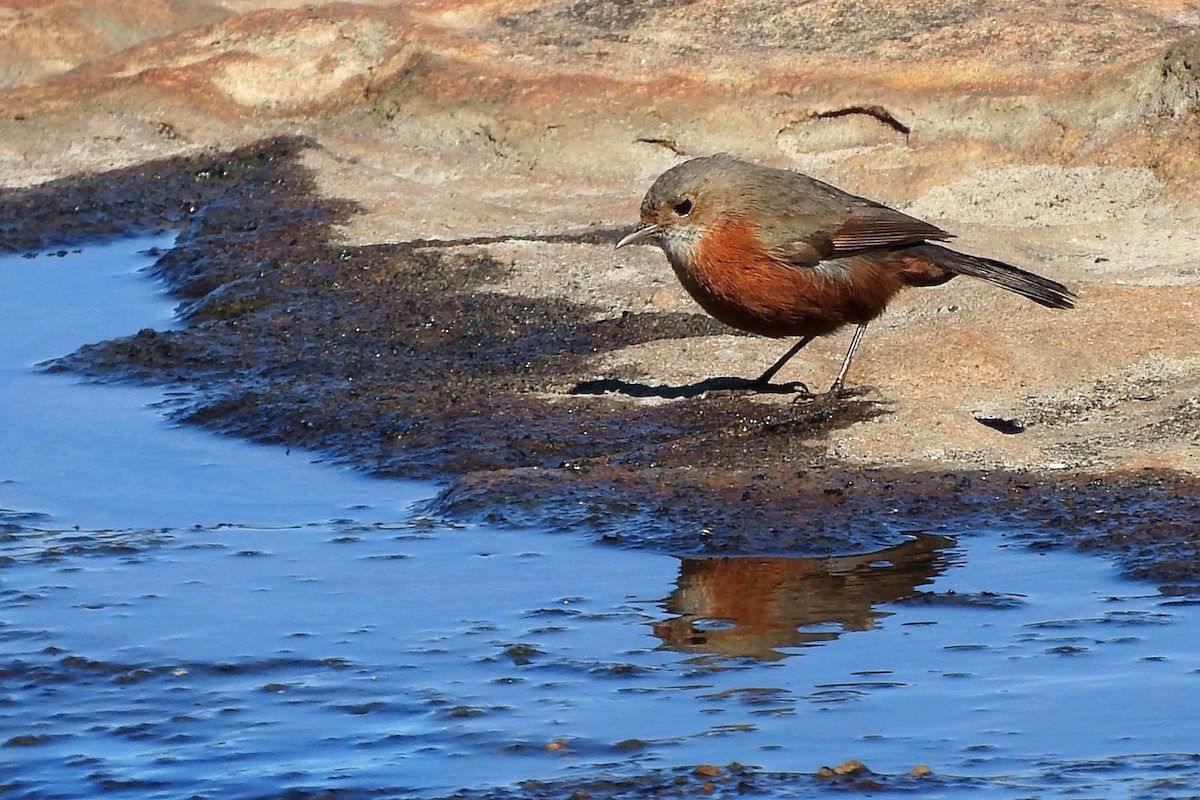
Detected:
[9,137,1199,581]
[0,136,323,254]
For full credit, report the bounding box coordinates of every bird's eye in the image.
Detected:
[673,198,693,217]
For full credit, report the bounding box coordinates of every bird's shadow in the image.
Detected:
[569,376,816,400]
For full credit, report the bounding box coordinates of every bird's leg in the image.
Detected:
[751,335,817,388]
[827,323,868,395]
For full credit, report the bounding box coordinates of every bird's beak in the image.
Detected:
[615,223,662,249]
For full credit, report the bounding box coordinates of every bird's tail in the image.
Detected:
[917,244,1076,309]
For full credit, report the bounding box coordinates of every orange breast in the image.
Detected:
[670,217,906,338]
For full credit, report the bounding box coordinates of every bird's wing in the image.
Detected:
[763,229,834,267]
[829,202,953,251]
[763,198,953,268]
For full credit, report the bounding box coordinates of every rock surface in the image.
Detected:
[2,1,1198,481]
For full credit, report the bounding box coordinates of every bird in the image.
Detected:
[616,153,1075,394]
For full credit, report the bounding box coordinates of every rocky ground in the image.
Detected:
[1,1,1199,582]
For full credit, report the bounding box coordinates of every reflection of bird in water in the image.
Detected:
[654,534,955,661]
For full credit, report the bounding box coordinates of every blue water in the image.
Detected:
[1,239,1198,798]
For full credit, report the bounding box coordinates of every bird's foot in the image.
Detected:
[824,381,873,400]
[784,380,871,405]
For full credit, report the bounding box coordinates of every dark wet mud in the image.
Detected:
[6,137,1198,583]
